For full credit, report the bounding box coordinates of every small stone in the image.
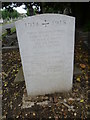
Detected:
[33,112,35,116]
[16,116,19,118]
[49,105,51,108]
[70,106,74,109]
[64,99,67,102]
[72,109,75,112]
[77,98,81,101]
[49,116,52,119]
[45,96,48,100]
[61,109,64,111]
[74,113,77,116]
[68,98,74,104]
[68,98,74,101]
[68,109,71,111]
[18,104,21,107]
[59,96,61,99]
[25,114,28,116]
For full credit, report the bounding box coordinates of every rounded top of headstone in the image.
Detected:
[15,13,75,25]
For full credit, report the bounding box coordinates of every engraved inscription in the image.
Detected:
[24,19,67,27]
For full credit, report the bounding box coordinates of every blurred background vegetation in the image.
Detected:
[2,9,20,20]
[0,2,90,31]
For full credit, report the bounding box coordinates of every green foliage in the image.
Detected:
[26,8,37,16]
[2,9,20,19]
[42,3,68,13]
[26,9,30,16]
[83,21,90,32]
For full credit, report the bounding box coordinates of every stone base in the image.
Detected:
[14,67,25,83]
[21,90,52,109]
[74,66,82,75]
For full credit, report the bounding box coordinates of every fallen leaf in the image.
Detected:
[4,82,8,87]
[80,99,84,103]
[68,98,75,104]
[85,75,88,80]
[0,90,2,94]
[2,72,8,77]
[80,64,86,69]
[76,77,80,82]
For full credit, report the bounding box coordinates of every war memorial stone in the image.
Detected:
[15,14,75,96]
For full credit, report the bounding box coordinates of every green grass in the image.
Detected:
[1,27,16,40]
[0,24,2,26]
[2,31,7,37]
[11,27,16,34]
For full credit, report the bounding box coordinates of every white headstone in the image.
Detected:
[15,14,75,96]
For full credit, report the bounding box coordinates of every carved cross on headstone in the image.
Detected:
[42,20,49,27]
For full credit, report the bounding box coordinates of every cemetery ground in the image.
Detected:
[2,31,89,119]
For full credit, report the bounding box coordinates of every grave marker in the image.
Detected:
[15,14,75,96]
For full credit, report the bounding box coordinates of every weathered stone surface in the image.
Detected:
[74,66,82,75]
[14,67,24,83]
[14,66,82,83]
[15,14,75,96]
